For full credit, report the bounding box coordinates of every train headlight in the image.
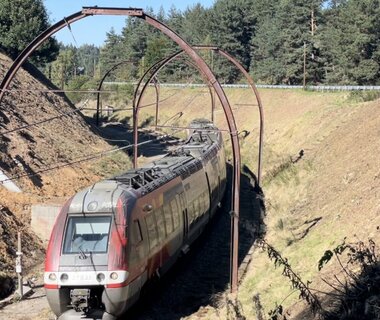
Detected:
[97,273,105,282]
[60,273,69,282]
[48,273,57,281]
[110,272,118,280]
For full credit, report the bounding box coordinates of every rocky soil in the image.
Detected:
[0,52,131,294]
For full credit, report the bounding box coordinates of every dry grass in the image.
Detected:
[112,87,380,319]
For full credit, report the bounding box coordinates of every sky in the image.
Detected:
[43,1,215,47]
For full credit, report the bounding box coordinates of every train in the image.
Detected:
[44,119,227,320]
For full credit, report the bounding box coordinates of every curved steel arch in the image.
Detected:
[132,53,216,169]
[97,60,134,125]
[0,7,241,293]
[95,60,160,127]
[135,45,264,185]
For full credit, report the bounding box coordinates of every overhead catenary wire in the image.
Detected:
[0,89,114,93]
[0,85,185,136]
[0,144,134,184]
[0,99,90,136]
[0,88,178,136]
[0,130,177,185]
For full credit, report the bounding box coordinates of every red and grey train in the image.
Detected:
[44,119,227,319]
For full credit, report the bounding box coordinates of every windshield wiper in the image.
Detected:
[78,245,88,260]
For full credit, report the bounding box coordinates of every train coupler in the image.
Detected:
[70,288,90,312]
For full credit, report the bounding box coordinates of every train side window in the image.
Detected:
[131,220,143,245]
[154,208,166,240]
[170,199,180,230]
[145,214,158,250]
[163,204,174,234]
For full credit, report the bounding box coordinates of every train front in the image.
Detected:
[44,181,135,320]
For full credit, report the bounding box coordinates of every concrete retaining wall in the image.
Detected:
[31,204,62,241]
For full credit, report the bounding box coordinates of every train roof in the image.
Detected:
[110,120,222,195]
[67,119,222,214]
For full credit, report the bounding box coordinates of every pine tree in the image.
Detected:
[251,0,325,84]
[99,28,123,80]
[50,45,78,89]
[250,0,284,83]
[320,0,380,84]
[0,0,59,65]
[209,0,256,83]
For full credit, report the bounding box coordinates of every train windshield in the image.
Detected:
[63,216,112,254]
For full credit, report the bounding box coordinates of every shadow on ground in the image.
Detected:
[85,116,183,159]
[124,164,266,320]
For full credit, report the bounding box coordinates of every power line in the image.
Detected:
[0,89,114,93]
[0,141,140,184]
[0,100,90,136]
[0,130,178,185]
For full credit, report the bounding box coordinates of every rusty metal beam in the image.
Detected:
[140,14,241,293]
[193,46,264,186]
[132,53,214,169]
[82,7,144,16]
[152,77,160,129]
[96,60,135,126]
[0,6,241,294]
[134,45,264,186]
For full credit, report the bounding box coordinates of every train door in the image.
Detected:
[177,192,188,238]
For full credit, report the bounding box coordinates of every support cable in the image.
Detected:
[0,130,178,185]
[0,99,91,136]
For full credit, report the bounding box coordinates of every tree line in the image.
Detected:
[1,0,379,88]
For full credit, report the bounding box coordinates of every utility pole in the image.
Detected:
[16,232,23,298]
[311,6,315,36]
[303,42,307,89]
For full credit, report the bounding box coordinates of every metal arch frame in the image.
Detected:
[132,53,216,169]
[134,45,264,185]
[0,7,241,294]
[95,60,153,126]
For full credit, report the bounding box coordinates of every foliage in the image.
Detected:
[65,75,97,104]
[49,45,78,89]
[226,296,246,320]
[318,238,380,319]
[13,0,378,106]
[209,0,255,83]
[0,0,58,65]
[99,28,124,79]
[319,0,380,85]
[348,90,380,102]
[257,238,323,315]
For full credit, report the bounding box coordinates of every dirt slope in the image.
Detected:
[238,93,380,319]
[117,87,379,319]
[0,53,131,281]
[0,78,378,319]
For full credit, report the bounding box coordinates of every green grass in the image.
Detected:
[91,150,132,178]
